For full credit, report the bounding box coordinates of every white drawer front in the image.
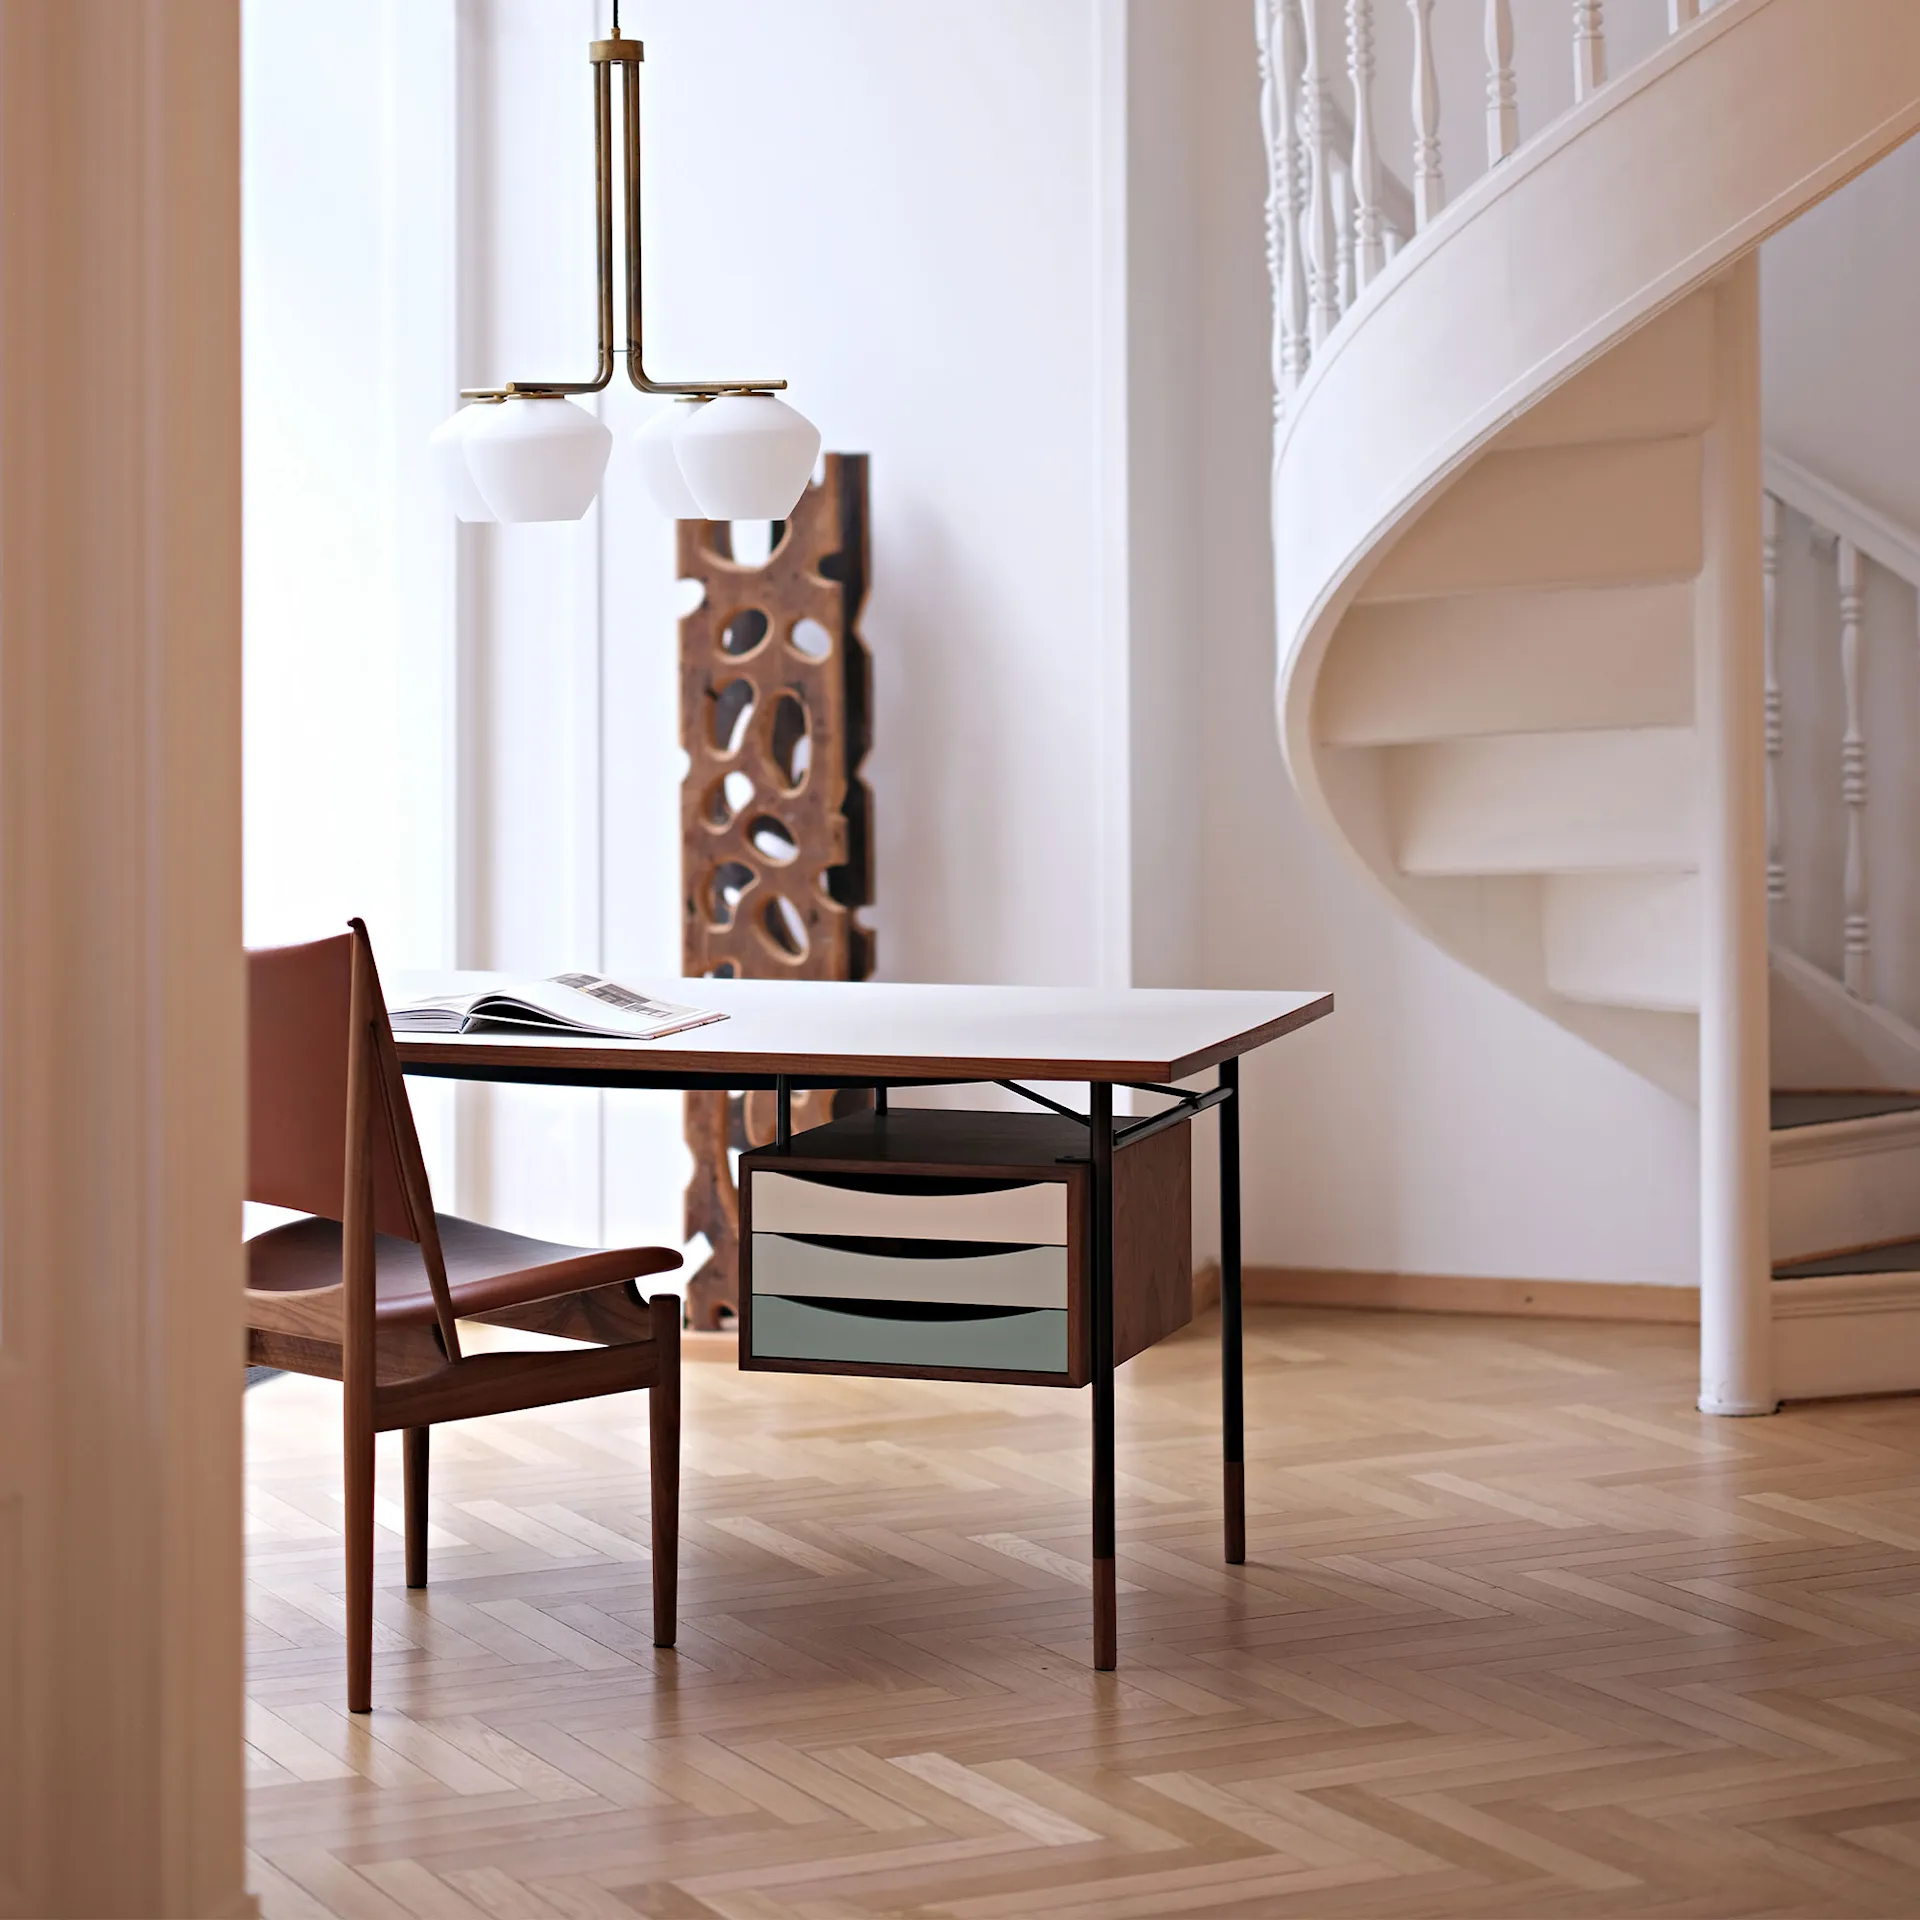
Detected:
[749,1233,1069,1310]
[750,1172,1069,1246]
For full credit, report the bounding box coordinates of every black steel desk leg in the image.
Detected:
[775,1076,792,1150]
[1221,1056,1246,1564]
[1090,1081,1117,1669]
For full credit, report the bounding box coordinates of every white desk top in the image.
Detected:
[389,973,1332,1085]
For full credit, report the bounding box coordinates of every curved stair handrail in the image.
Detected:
[1270,0,1920,1103]
[1276,0,1920,745]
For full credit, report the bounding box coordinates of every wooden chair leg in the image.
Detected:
[344,1412,375,1713]
[404,1426,429,1589]
[649,1293,681,1648]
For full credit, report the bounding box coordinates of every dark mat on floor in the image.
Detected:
[1771,1091,1920,1130]
[1776,1238,1920,1280]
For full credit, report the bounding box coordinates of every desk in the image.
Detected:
[395,974,1333,1668]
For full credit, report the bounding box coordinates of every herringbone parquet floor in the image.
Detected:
[245,1309,1920,1919]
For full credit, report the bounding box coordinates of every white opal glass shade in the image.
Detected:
[672,394,821,520]
[461,396,613,523]
[634,402,705,518]
[429,405,499,522]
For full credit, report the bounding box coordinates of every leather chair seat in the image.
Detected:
[248,1212,681,1326]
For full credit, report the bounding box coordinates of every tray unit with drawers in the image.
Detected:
[739,1107,1191,1386]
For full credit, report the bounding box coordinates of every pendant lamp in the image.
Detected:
[434,6,819,525]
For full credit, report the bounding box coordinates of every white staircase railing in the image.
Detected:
[1258,1,1418,408]
[1258,0,1724,414]
[1764,450,1920,1032]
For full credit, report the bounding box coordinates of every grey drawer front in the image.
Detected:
[749,1232,1068,1309]
[750,1294,1069,1374]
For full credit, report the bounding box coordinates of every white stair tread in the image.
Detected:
[1320,583,1695,746]
[1771,1098,1920,1265]
[1361,438,1704,603]
[1545,873,1699,1012]
[1494,293,1717,452]
[1390,727,1697,877]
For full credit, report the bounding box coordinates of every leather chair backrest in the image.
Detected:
[247,931,420,1239]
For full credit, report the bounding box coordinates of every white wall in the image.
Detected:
[1764,136,1920,536]
[243,0,457,965]
[247,0,1711,1293]
[243,0,461,1184]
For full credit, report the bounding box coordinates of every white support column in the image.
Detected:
[0,3,253,1913]
[1697,259,1775,1418]
[1300,0,1341,346]
[1669,0,1701,29]
[1485,0,1518,165]
[1839,539,1871,999]
[1763,493,1784,921]
[1573,0,1607,102]
[1345,0,1385,288]
[1408,0,1445,228]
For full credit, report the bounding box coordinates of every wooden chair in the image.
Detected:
[245,921,682,1712]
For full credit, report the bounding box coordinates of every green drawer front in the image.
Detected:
[749,1294,1069,1375]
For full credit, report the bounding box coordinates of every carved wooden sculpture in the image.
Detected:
[678,454,873,1329]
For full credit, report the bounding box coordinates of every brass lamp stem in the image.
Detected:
[461,27,785,405]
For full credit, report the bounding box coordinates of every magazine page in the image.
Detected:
[470,975,720,1040]
[391,975,724,1041]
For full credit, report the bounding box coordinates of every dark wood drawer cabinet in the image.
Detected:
[739,1108,1191,1386]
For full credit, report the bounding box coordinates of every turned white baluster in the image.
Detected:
[1258,2,1310,405]
[1299,0,1340,347]
[1762,494,1783,918]
[1668,0,1700,29]
[1274,2,1305,393]
[1333,161,1355,313]
[1839,538,1871,999]
[1346,0,1385,288]
[1408,0,1444,227]
[1573,1,1607,101]
[1486,0,1518,165]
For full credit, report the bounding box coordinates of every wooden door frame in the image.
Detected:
[0,4,251,1914]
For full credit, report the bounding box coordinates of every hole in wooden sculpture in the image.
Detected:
[710,678,755,755]
[708,861,756,927]
[729,521,783,567]
[761,893,809,959]
[703,778,735,828]
[790,617,832,662]
[748,815,798,864]
[723,769,755,814]
[722,607,770,656]
[769,692,811,791]
[706,962,737,979]
[673,577,707,619]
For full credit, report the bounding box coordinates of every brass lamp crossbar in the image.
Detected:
[460,32,784,404]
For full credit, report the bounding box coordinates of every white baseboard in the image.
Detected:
[1773,1272,1920,1400]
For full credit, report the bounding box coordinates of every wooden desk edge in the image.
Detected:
[393,991,1335,1086]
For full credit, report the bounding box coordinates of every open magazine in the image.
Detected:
[391,973,725,1042]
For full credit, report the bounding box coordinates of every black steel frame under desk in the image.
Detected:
[400,1054,1247,1672]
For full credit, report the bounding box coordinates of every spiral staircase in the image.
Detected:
[1269,0,1920,1404]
